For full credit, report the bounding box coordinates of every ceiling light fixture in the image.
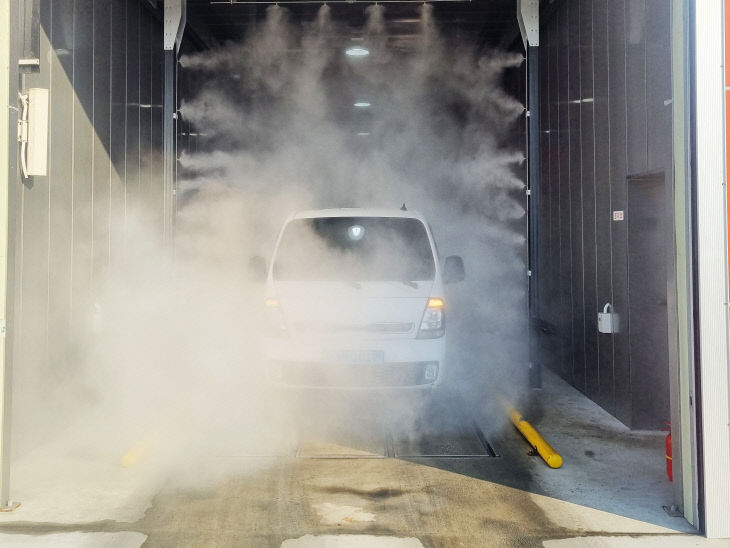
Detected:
[345,46,370,57]
[354,102,371,107]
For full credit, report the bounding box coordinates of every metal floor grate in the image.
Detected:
[391,422,498,458]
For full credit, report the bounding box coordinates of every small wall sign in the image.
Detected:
[613,211,624,221]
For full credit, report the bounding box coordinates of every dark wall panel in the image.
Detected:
[126,1,141,231]
[606,0,631,426]
[47,0,75,379]
[110,0,127,266]
[538,19,551,326]
[557,3,573,382]
[547,14,560,332]
[636,0,673,429]
[92,0,112,291]
[624,0,647,176]
[139,10,152,224]
[591,0,614,413]
[539,0,674,428]
[72,0,94,332]
[150,23,165,242]
[579,0,598,400]
[567,0,585,392]
[645,0,672,175]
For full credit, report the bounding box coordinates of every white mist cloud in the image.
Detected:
[175,3,530,424]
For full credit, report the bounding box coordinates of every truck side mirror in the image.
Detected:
[443,256,465,284]
[248,256,267,282]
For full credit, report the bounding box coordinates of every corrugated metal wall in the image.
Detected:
[538,0,674,429]
[14,0,165,444]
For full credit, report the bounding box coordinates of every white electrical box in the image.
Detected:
[598,303,620,334]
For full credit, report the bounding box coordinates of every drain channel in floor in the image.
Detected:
[296,423,498,459]
[392,423,498,458]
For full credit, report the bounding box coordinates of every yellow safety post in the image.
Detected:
[508,406,563,469]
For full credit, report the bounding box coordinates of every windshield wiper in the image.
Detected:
[399,280,419,289]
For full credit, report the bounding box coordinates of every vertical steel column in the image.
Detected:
[669,0,699,526]
[518,0,541,388]
[0,0,20,511]
[0,0,11,510]
[163,50,175,244]
[527,45,541,388]
[163,0,185,244]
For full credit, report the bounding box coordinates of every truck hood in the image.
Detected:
[272,280,435,338]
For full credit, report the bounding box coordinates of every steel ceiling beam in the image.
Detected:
[517,0,538,47]
[164,0,187,51]
[210,1,472,4]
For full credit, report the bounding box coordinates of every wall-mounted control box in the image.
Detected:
[598,303,620,334]
[18,88,49,178]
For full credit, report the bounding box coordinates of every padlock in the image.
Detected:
[598,303,619,334]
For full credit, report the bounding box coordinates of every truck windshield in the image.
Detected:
[273,217,436,282]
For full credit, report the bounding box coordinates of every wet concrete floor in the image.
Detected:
[121,397,572,547]
[0,384,698,547]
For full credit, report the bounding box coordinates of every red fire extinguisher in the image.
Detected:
[665,422,673,482]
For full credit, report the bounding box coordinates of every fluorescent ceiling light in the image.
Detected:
[354,102,371,108]
[357,132,370,136]
[345,46,370,57]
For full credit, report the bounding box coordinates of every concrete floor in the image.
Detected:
[0,368,719,547]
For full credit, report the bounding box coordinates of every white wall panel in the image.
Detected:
[694,0,730,538]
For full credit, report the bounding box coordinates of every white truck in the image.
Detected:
[262,208,464,389]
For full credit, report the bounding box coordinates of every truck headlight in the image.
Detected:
[417,297,445,339]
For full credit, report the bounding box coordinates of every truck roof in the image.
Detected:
[290,208,426,222]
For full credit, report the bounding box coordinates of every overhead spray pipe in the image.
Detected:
[506,403,562,469]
